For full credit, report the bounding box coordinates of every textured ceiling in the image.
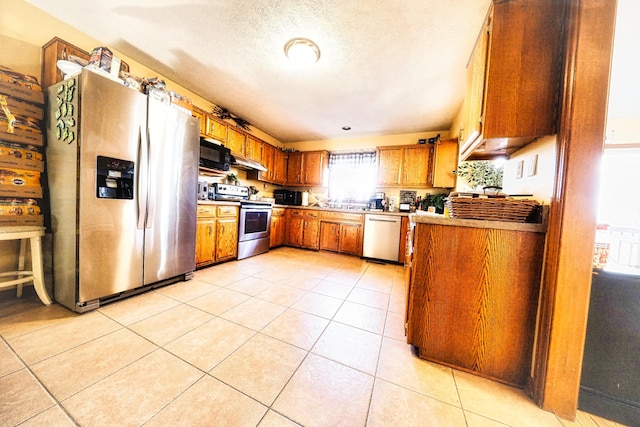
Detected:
[27,0,492,143]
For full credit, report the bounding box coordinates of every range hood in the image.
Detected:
[231,153,267,172]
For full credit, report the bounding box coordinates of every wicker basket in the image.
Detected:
[446,196,541,223]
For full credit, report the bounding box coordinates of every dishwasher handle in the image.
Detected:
[367,217,400,223]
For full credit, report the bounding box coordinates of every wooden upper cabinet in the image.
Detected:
[204,116,228,142]
[273,149,288,185]
[42,37,91,88]
[402,145,433,187]
[259,142,275,181]
[286,152,304,185]
[248,143,288,185]
[286,150,328,186]
[245,135,263,162]
[192,108,206,136]
[377,144,435,188]
[460,18,489,151]
[226,127,246,155]
[432,139,459,188]
[460,0,565,160]
[302,150,328,186]
[377,147,403,186]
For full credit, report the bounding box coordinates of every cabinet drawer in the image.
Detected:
[197,206,216,217]
[288,209,319,218]
[272,207,286,217]
[320,211,363,223]
[217,205,238,217]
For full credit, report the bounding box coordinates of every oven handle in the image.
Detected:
[241,206,273,211]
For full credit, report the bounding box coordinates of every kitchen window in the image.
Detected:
[595,145,640,274]
[327,151,376,201]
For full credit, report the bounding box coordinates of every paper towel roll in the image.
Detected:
[301,191,309,206]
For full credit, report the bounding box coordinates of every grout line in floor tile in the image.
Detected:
[5,250,612,427]
[1,335,80,426]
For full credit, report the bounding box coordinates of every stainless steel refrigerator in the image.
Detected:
[46,70,199,312]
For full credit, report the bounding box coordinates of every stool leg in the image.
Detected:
[29,235,52,305]
[17,238,27,297]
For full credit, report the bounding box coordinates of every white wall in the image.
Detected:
[501,135,557,204]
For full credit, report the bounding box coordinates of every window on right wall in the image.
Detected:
[594,146,640,274]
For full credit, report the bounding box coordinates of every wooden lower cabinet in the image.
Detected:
[195,209,216,267]
[338,223,362,256]
[286,209,320,249]
[398,216,410,265]
[196,204,238,268]
[270,208,286,248]
[319,222,340,252]
[405,221,546,387]
[318,211,364,256]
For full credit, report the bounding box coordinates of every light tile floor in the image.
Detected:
[0,247,628,426]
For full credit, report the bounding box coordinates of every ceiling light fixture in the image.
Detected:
[342,126,351,131]
[284,38,321,66]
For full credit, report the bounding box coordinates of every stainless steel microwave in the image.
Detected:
[199,138,231,171]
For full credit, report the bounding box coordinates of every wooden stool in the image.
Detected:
[0,226,52,305]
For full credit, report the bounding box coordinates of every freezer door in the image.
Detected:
[144,99,199,285]
[77,71,147,302]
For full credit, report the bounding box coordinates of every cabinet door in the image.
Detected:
[226,127,246,156]
[302,151,327,186]
[483,1,563,140]
[216,217,238,261]
[302,219,320,249]
[320,222,340,252]
[195,217,215,267]
[402,145,432,187]
[274,149,288,185]
[42,37,91,88]
[205,116,228,142]
[270,215,286,248]
[286,152,304,185]
[339,223,362,256]
[192,108,206,136]
[461,16,489,150]
[246,136,263,162]
[260,143,275,182]
[377,147,403,186]
[398,216,410,265]
[286,215,304,247]
[432,139,459,188]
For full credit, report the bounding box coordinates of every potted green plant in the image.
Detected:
[457,161,503,190]
[423,193,447,214]
[225,173,238,185]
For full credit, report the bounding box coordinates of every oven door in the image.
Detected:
[238,205,272,242]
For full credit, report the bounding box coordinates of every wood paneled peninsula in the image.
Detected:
[405,214,547,388]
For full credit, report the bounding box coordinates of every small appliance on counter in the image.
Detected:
[399,190,417,212]
[197,181,208,200]
[368,192,385,211]
[209,183,249,201]
[388,196,397,212]
[274,189,303,206]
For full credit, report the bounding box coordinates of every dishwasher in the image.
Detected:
[362,214,402,262]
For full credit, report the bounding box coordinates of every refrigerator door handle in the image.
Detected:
[145,126,155,229]
[136,125,148,229]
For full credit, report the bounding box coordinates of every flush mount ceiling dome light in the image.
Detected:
[284,38,321,65]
